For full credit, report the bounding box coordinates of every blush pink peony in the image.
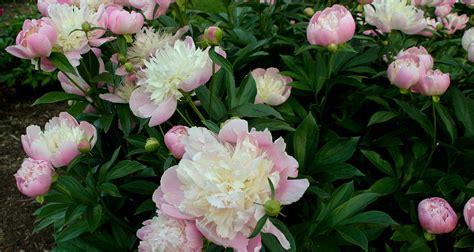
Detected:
[418,197,458,234]
[15,158,55,198]
[251,67,292,106]
[387,55,426,91]
[153,119,309,251]
[164,125,188,159]
[106,6,144,34]
[464,198,474,231]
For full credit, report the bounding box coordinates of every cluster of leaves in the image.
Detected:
[28,0,474,251]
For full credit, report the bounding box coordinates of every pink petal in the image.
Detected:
[148,97,177,126]
[276,179,309,205]
[218,119,249,144]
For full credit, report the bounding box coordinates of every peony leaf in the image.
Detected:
[249,215,268,239]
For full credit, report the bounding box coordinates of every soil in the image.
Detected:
[0,86,67,251]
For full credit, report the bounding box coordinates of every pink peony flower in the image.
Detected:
[462,28,474,62]
[397,46,434,70]
[153,119,309,251]
[462,0,474,8]
[21,112,97,168]
[435,4,451,18]
[164,125,188,159]
[129,37,218,126]
[5,19,57,60]
[137,211,203,252]
[100,79,136,103]
[387,55,426,91]
[442,13,469,34]
[306,4,355,47]
[464,198,474,231]
[251,67,292,106]
[365,0,426,35]
[418,197,458,234]
[129,0,175,20]
[37,0,74,16]
[418,18,442,37]
[106,6,144,34]
[416,69,450,96]
[15,158,54,198]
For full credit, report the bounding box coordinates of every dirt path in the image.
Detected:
[0,87,67,251]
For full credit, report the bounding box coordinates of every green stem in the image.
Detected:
[183,92,206,122]
[434,237,439,252]
[176,107,193,127]
[432,101,437,148]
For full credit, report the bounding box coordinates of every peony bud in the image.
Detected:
[307,4,355,47]
[106,7,144,35]
[81,21,91,32]
[251,67,292,106]
[328,44,338,53]
[164,126,188,159]
[15,158,54,198]
[145,137,160,153]
[118,54,128,65]
[204,26,223,46]
[464,198,474,231]
[418,197,458,234]
[124,62,134,72]
[416,69,450,97]
[264,199,281,217]
[303,7,315,17]
[78,139,91,153]
[397,46,434,70]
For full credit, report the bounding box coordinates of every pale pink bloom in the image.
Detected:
[37,0,74,16]
[435,4,451,18]
[100,79,136,103]
[153,119,309,251]
[442,13,469,34]
[418,17,441,37]
[387,55,426,90]
[106,6,144,34]
[397,46,434,70]
[306,4,355,47]
[416,69,450,96]
[6,19,57,60]
[44,1,110,66]
[129,0,175,20]
[462,28,474,62]
[137,211,203,252]
[15,158,54,198]
[418,197,457,234]
[462,0,474,8]
[411,0,443,6]
[22,112,97,168]
[129,37,216,126]
[464,198,474,231]
[251,67,292,106]
[164,125,188,159]
[365,0,426,35]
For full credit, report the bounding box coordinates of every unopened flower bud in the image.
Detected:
[81,21,91,32]
[145,137,160,153]
[124,62,134,72]
[78,139,91,153]
[303,7,315,17]
[264,199,281,217]
[328,43,338,53]
[204,26,223,46]
[382,40,389,46]
[118,54,127,64]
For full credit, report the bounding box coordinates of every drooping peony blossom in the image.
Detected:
[442,13,469,34]
[129,37,216,126]
[136,211,203,252]
[464,198,474,231]
[153,119,309,251]
[397,46,434,70]
[364,0,427,35]
[387,55,426,91]
[418,17,442,37]
[44,1,109,66]
[251,67,292,106]
[306,4,355,47]
[21,112,97,168]
[106,6,144,34]
[6,19,57,60]
[462,28,474,62]
[15,158,54,198]
[416,69,450,96]
[164,125,188,159]
[129,0,175,20]
[418,197,457,234]
[99,79,136,103]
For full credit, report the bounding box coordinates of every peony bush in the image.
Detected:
[6,0,474,251]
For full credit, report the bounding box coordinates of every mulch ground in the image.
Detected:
[0,86,66,251]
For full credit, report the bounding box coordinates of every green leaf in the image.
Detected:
[49,52,76,74]
[107,160,146,180]
[116,36,128,56]
[293,113,319,169]
[235,74,257,106]
[395,99,434,137]
[338,210,397,227]
[230,103,283,119]
[327,192,380,226]
[361,150,394,176]
[87,204,102,232]
[98,113,114,133]
[98,146,121,183]
[336,225,368,252]
[313,137,359,166]
[316,163,364,183]
[33,91,86,105]
[202,120,221,133]
[454,235,474,248]
[434,102,456,143]
[120,180,158,195]
[56,176,94,204]
[117,104,132,136]
[134,199,156,215]
[367,111,398,126]
[55,220,89,243]
[268,218,296,252]
[209,47,233,74]
[249,215,268,239]
[369,177,399,194]
[268,178,275,199]
[451,86,474,136]
[248,118,295,132]
[195,85,227,121]
[100,182,122,197]
[77,50,99,83]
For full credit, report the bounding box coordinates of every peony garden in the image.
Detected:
[1,0,474,251]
